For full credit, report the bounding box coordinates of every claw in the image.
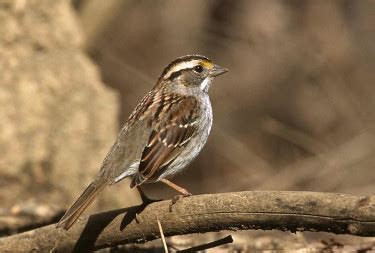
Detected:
[169,193,192,212]
[135,213,141,223]
[180,189,193,197]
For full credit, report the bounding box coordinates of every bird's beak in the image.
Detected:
[210,64,228,77]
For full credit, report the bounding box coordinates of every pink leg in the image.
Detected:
[160,179,192,196]
[160,179,192,211]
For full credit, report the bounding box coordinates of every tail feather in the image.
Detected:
[56,181,106,230]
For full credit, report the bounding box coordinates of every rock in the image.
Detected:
[0,0,128,209]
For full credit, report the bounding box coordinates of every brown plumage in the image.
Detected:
[131,96,199,186]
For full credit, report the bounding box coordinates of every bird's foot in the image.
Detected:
[169,191,192,212]
[135,212,141,223]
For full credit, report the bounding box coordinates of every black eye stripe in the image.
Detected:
[168,66,203,80]
[169,70,183,80]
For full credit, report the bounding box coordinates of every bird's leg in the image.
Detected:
[159,179,192,211]
[160,179,192,196]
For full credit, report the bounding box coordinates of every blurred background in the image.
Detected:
[1,0,374,250]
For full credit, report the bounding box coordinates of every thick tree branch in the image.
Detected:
[0,191,373,252]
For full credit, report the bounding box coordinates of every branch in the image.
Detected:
[0,191,373,252]
[176,235,233,252]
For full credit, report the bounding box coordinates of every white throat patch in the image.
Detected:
[200,77,213,91]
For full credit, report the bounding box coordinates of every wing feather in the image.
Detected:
[131,95,199,187]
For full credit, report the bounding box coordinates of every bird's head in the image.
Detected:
[157,55,227,93]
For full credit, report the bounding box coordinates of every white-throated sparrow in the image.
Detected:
[57,55,227,230]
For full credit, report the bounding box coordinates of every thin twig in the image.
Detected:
[176,235,233,253]
[157,218,168,253]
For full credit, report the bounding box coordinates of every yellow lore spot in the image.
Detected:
[200,60,214,69]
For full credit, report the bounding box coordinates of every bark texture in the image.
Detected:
[0,191,373,252]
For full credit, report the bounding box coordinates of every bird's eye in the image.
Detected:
[193,65,203,73]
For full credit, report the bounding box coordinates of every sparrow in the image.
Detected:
[56,55,227,230]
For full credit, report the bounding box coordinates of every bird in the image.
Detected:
[56,55,227,230]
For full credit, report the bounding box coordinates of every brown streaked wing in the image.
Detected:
[131,96,199,187]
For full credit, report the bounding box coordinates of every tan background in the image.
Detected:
[0,0,374,250]
[77,0,375,197]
